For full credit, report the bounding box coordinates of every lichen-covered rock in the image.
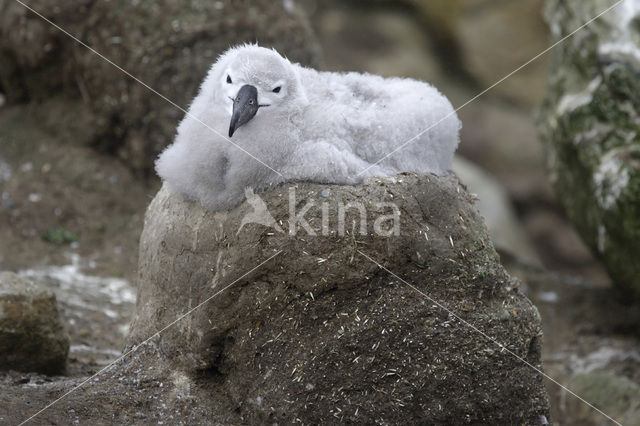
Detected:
[0,0,321,173]
[566,371,640,426]
[126,174,550,424]
[0,272,69,375]
[538,0,640,300]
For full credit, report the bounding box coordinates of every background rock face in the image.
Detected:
[0,272,69,375]
[538,0,640,300]
[353,0,549,107]
[127,174,550,424]
[0,0,321,173]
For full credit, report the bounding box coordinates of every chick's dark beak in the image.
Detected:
[229,84,260,137]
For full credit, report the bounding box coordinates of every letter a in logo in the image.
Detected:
[237,188,284,235]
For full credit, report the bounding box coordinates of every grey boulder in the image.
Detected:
[126,173,550,424]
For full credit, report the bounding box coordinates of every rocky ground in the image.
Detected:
[1,0,639,424]
[0,98,149,394]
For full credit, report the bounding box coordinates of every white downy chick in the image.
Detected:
[156,44,461,211]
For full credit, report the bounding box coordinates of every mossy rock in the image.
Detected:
[567,371,640,425]
[0,272,69,375]
[538,0,640,301]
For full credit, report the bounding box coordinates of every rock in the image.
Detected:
[127,174,550,424]
[311,1,442,82]
[452,156,541,266]
[457,98,550,200]
[522,209,612,286]
[410,0,549,107]
[455,0,549,108]
[516,264,640,424]
[538,0,640,301]
[0,272,69,375]
[19,254,136,369]
[566,371,640,426]
[0,0,321,173]
[352,0,549,107]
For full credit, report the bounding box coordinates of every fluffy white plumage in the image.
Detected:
[156,44,461,211]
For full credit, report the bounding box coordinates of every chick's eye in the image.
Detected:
[272,86,281,93]
[226,75,232,84]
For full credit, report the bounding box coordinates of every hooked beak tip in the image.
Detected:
[228,84,259,138]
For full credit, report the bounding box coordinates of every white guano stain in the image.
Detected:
[593,149,631,211]
[20,253,136,307]
[598,224,607,253]
[556,76,602,115]
[599,0,640,62]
